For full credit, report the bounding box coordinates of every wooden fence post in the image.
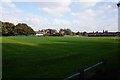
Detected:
[102,59,107,73]
[78,68,84,80]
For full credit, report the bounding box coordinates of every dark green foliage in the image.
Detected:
[15,23,36,35]
[1,21,36,36]
[2,22,15,36]
[76,32,81,35]
[64,29,72,35]
[51,32,60,36]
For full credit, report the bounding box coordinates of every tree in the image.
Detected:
[76,32,81,35]
[83,32,87,36]
[1,21,36,36]
[15,23,36,35]
[47,29,57,35]
[2,22,15,36]
[52,32,60,36]
[72,32,76,35]
[65,29,72,35]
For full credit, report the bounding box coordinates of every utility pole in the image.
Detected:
[117,1,120,33]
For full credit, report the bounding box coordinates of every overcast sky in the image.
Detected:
[0,0,119,32]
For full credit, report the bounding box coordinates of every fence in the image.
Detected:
[64,61,105,80]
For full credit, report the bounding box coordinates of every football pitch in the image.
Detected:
[1,36,120,79]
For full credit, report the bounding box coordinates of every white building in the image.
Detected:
[36,34,43,36]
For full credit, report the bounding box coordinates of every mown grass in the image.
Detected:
[2,36,120,79]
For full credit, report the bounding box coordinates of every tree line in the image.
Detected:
[37,28,87,36]
[0,21,87,36]
[0,21,36,36]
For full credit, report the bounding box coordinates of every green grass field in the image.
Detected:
[1,36,120,79]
